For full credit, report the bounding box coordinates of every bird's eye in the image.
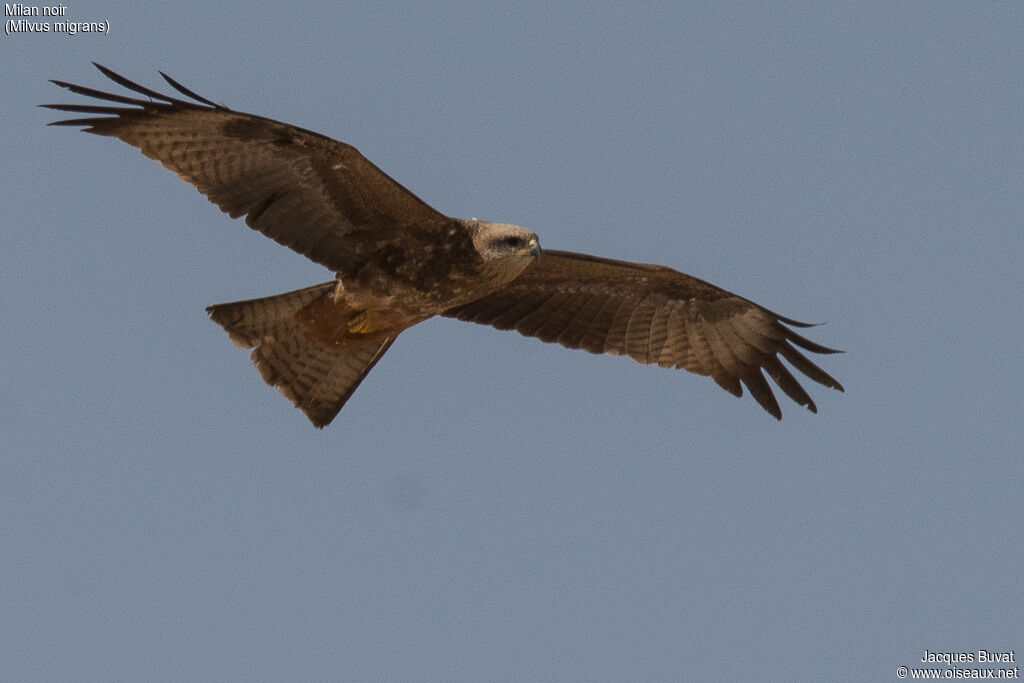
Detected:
[503,236,522,248]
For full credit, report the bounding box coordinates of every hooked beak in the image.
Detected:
[529,237,542,259]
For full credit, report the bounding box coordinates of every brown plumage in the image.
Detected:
[44,64,843,427]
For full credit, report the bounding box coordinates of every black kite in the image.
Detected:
[44,64,843,427]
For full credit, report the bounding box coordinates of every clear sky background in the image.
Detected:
[3,3,1022,680]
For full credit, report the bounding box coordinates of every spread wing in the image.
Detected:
[42,63,454,273]
[444,250,844,419]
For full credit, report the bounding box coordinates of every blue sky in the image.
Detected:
[3,3,1022,680]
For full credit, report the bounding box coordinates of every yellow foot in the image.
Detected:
[347,312,372,334]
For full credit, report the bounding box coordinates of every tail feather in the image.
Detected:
[207,282,397,428]
[208,282,335,348]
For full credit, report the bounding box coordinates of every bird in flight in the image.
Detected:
[44,64,843,428]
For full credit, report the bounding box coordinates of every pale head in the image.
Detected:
[465,219,541,285]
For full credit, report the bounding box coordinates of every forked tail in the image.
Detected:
[207,282,396,427]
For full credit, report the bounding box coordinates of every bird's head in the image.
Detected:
[471,220,541,261]
[466,219,541,286]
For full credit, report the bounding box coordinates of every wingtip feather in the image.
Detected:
[159,70,222,108]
